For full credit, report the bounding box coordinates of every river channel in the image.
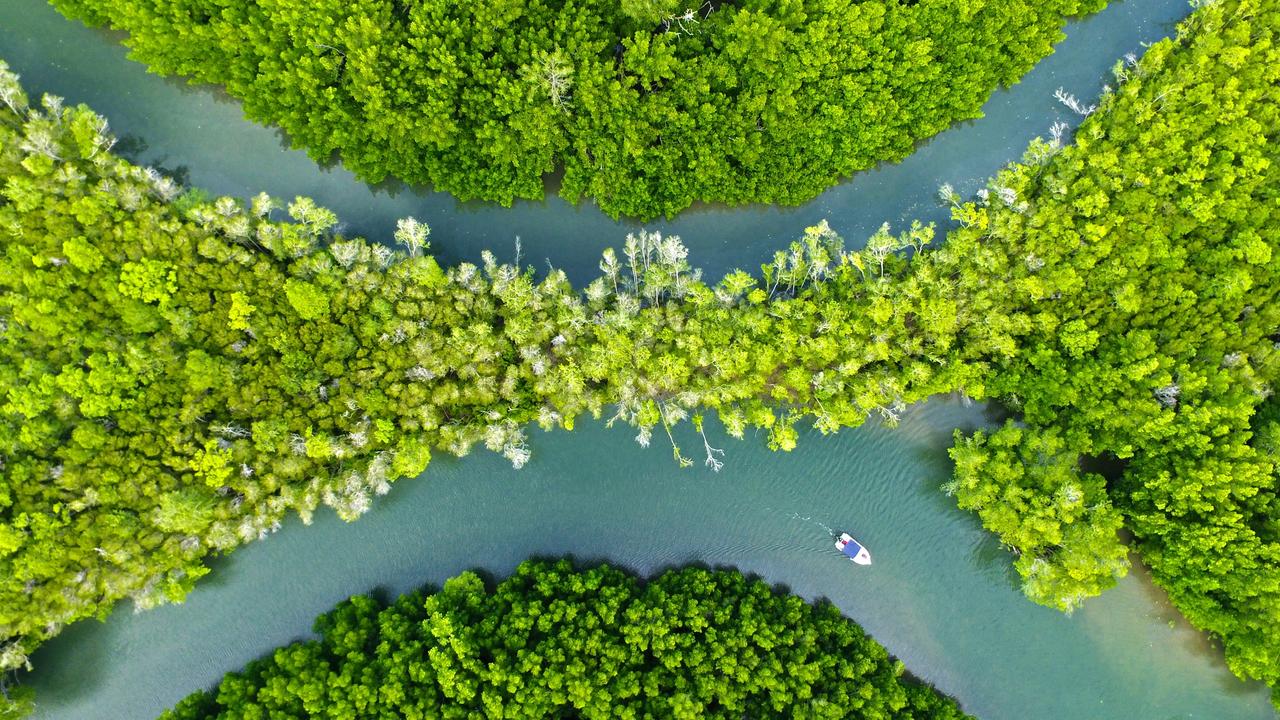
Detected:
[2,1,1275,717]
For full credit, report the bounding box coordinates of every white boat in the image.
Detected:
[835,532,872,565]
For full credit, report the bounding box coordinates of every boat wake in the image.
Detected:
[787,512,836,536]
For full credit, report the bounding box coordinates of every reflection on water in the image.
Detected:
[3,1,1276,719]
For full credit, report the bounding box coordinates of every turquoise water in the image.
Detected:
[2,1,1275,718]
[0,0,1201,280]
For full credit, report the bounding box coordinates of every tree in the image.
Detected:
[161,561,973,719]
[48,0,1107,219]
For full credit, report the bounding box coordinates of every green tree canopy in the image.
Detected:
[1,0,1279,712]
[48,0,1106,219]
[939,0,1280,698]
[163,560,972,720]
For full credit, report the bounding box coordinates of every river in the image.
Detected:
[2,0,1275,718]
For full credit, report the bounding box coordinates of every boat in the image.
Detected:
[835,532,872,565]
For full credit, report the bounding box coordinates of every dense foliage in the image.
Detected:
[0,57,978,699]
[941,0,1280,698]
[48,0,1106,219]
[946,425,1129,611]
[2,0,1278,712]
[162,560,972,719]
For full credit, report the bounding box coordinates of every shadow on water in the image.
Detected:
[907,441,958,511]
[110,133,147,162]
[193,549,245,591]
[113,137,193,186]
[979,399,1016,427]
[903,428,1024,592]
[1081,450,1130,488]
[23,616,109,706]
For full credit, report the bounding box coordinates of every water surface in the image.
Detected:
[2,0,1197,280]
[23,401,1275,719]
[3,1,1276,718]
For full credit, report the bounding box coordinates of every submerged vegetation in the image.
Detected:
[162,560,972,719]
[1,0,1278,714]
[48,0,1106,219]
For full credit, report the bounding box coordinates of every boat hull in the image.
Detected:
[835,532,872,565]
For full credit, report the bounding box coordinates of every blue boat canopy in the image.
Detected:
[839,539,864,559]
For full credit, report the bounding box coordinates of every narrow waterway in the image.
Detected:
[2,1,1275,718]
[20,401,1276,719]
[0,0,1198,280]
